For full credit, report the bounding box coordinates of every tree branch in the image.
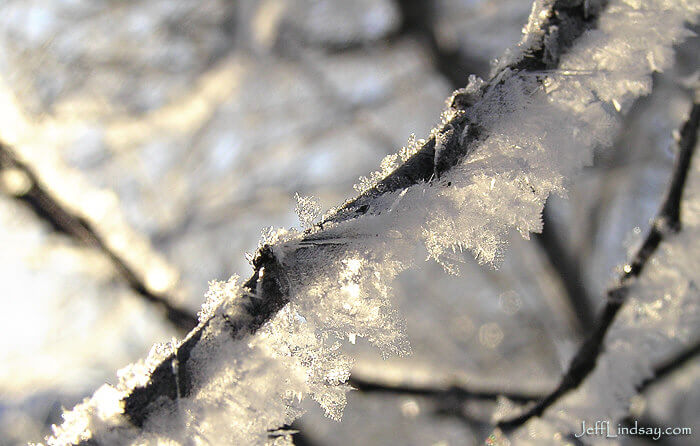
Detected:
[637,339,700,394]
[0,143,198,332]
[497,101,700,431]
[63,1,612,441]
[348,376,542,404]
[322,0,607,224]
[547,340,700,446]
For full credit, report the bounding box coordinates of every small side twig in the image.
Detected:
[556,340,700,445]
[636,340,700,394]
[349,376,542,404]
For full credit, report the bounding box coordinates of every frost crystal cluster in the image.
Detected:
[47,0,699,444]
[294,193,322,230]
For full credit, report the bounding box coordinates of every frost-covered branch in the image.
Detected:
[497,101,700,431]
[48,1,699,444]
[113,247,289,431]
[0,143,198,332]
[114,0,607,433]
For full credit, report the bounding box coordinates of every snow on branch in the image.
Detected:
[47,1,699,445]
[493,101,700,443]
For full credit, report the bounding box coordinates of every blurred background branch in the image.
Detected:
[498,101,700,431]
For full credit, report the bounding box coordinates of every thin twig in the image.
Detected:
[547,341,700,446]
[497,101,700,431]
[612,341,700,446]
[637,340,700,394]
[348,376,505,430]
[349,376,542,404]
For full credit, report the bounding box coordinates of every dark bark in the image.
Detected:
[123,246,290,427]
[348,375,542,404]
[637,340,700,394]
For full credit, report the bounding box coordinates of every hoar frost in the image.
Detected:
[47,0,699,444]
[294,193,322,230]
[499,120,700,445]
[353,133,424,194]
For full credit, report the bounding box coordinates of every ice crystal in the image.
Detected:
[294,193,322,230]
[353,134,423,194]
[198,275,240,323]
